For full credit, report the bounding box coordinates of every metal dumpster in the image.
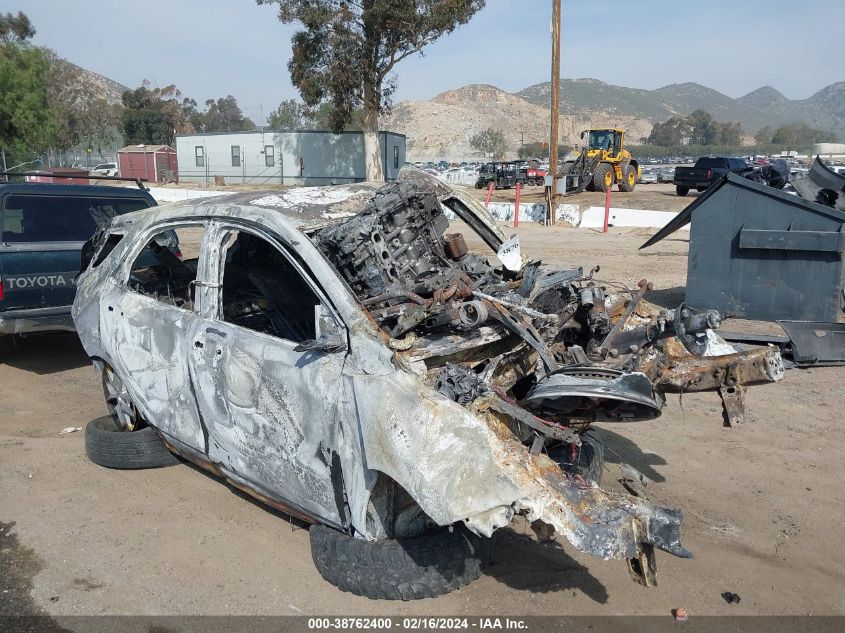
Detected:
[641,172,845,322]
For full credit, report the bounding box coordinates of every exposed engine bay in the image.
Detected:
[314,180,785,443]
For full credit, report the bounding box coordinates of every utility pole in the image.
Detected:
[548,0,561,225]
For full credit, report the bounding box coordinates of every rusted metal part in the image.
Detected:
[718,384,749,427]
[159,435,320,526]
[483,300,559,374]
[443,233,469,260]
[472,290,557,322]
[475,413,692,564]
[600,279,653,354]
[654,346,784,393]
[628,543,658,587]
[481,387,580,444]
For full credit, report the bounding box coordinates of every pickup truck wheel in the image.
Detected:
[547,427,605,485]
[309,524,490,600]
[85,416,180,470]
[676,185,690,197]
[618,165,637,192]
[593,164,614,192]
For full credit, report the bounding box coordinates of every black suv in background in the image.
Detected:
[0,183,156,335]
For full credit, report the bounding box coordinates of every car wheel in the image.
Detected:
[547,427,605,485]
[86,364,179,469]
[85,416,180,470]
[102,364,143,431]
[676,185,690,197]
[309,523,490,600]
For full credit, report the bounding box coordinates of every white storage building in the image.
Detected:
[175,129,406,185]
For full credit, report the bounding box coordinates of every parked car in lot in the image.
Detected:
[639,170,658,184]
[92,163,119,177]
[0,182,156,335]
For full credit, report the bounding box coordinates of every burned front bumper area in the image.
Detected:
[470,402,691,587]
[312,176,783,584]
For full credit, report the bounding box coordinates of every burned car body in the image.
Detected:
[72,170,783,597]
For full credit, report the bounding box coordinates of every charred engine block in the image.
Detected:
[314,182,497,336]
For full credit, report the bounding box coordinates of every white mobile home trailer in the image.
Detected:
[175,130,406,185]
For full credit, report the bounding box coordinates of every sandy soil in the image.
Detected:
[1,223,843,619]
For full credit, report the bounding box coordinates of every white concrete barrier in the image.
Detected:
[581,206,689,230]
[437,169,478,187]
[446,200,686,230]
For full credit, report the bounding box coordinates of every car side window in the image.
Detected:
[219,230,318,342]
[126,225,206,311]
[1,195,150,243]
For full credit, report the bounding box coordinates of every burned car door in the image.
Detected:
[188,223,348,527]
[100,222,209,453]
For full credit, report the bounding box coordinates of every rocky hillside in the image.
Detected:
[517,79,845,139]
[382,84,653,161]
[57,58,129,105]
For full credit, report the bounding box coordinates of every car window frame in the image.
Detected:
[205,219,347,345]
[114,219,212,316]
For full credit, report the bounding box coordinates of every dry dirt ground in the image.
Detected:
[1,222,843,620]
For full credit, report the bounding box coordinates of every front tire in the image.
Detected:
[309,524,490,600]
[593,163,614,192]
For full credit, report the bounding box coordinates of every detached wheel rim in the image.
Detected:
[102,366,141,431]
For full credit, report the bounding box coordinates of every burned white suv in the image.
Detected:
[73,170,783,599]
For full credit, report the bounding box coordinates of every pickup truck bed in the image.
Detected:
[673,157,751,196]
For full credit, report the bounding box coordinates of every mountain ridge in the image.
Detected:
[516,78,845,137]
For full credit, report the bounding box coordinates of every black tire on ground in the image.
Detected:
[547,427,605,485]
[618,165,637,192]
[309,523,490,600]
[85,416,180,470]
[593,163,614,192]
[676,185,690,197]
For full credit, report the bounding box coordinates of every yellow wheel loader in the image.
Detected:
[561,128,640,193]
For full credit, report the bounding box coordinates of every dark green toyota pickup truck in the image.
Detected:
[0,182,156,335]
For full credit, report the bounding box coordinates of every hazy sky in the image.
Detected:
[14,0,843,123]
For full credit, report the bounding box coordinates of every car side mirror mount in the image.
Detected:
[293,304,347,353]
